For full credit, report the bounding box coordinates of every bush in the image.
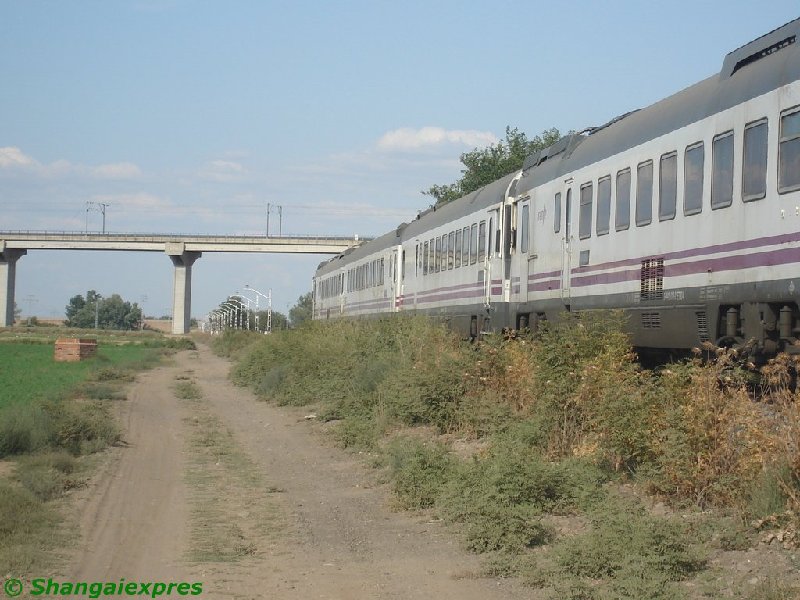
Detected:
[0,403,52,456]
[44,399,120,454]
[386,437,455,509]
[552,497,704,586]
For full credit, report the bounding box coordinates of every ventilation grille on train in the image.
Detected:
[696,311,710,343]
[641,312,661,329]
[731,35,795,76]
[640,258,664,301]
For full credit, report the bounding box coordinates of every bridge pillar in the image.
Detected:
[167,246,201,335]
[0,246,26,327]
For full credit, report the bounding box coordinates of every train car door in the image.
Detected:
[560,183,573,307]
[485,208,500,307]
[502,199,515,303]
[518,199,530,304]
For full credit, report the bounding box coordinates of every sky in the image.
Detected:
[1,1,799,321]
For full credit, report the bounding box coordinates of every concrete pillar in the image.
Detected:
[0,246,26,327]
[167,246,201,335]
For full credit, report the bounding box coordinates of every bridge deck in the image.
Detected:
[0,231,366,254]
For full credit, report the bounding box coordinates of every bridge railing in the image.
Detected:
[0,230,372,243]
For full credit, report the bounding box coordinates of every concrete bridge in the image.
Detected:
[0,231,364,334]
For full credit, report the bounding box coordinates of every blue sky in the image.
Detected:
[2,1,798,320]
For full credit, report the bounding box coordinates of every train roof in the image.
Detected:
[315,172,517,277]
[518,17,800,194]
[402,172,518,238]
[315,227,403,276]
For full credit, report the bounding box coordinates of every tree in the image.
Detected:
[289,292,312,327]
[423,126,561,206]
[65,290,142,330]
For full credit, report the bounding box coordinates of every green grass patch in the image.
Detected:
[174,379,203,400]
[0,342,155,408]
[0,480,61,575]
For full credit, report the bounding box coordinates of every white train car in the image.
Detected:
[314,18,800,356]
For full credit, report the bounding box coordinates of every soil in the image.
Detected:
[62,344,534,599]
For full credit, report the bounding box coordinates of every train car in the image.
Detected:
[314,18,800,356]
[313,229,403,320]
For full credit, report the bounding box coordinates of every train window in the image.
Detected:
[462,226,470,265]
[780,107,800,193]
[554,192,561,233]
[429,239,434,274]
[743,119,768,201]
[565,189,572,239]
[475,222,482,264]
[684,142,704,215]
[441,235,448,272]
[423,241,429,275]
[520,204,530,253]
[659,152,677,221]
[579,182,593,239]
[448,231,455,269]
[380,258,385,285]
[615,169,631,230]
[596,176,611,235]
[636,161,653,226]
[454,230,462,267]
[435,237,442,272]
[711,131,734,209]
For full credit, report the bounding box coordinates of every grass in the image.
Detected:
[177,388,284,563]
[0,342,156,408]
[0,330,194,578]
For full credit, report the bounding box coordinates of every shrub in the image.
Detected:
[44,399,120,454]
[552,497,704,585]
[386,436,455,509]
[0,403,52,456]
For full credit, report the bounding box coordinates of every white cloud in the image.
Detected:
[377,127,498,152]
[0,147,37,168]
[91,162,142,179]
[0,147,142,180]
[198,159,248,182]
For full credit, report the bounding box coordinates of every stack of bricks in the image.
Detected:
[54,338,98,362]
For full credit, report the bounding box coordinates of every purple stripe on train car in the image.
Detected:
[346,299,393,312]
[491,287,502,295]
[528,279,561,292]
[348,297,392,308]
[572,231,800,275]
[530,269,561,280]
[416,281,484,297]
[570,247,800,288]
[416,288,485,305]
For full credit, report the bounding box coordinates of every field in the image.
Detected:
[0,342,156,408]
[0,329,194,575]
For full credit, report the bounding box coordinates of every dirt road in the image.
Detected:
[65,344,534,599]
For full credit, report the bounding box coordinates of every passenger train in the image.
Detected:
[313,18,800,356]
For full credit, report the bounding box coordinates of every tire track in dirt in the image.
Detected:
[190,343,533,600]
[65,345,536,599]
[66,363,190,582]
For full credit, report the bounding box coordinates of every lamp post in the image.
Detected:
[94,293,103,329]
[228,298,246,330]
[238,290,261,332]
[244,285,272,334]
